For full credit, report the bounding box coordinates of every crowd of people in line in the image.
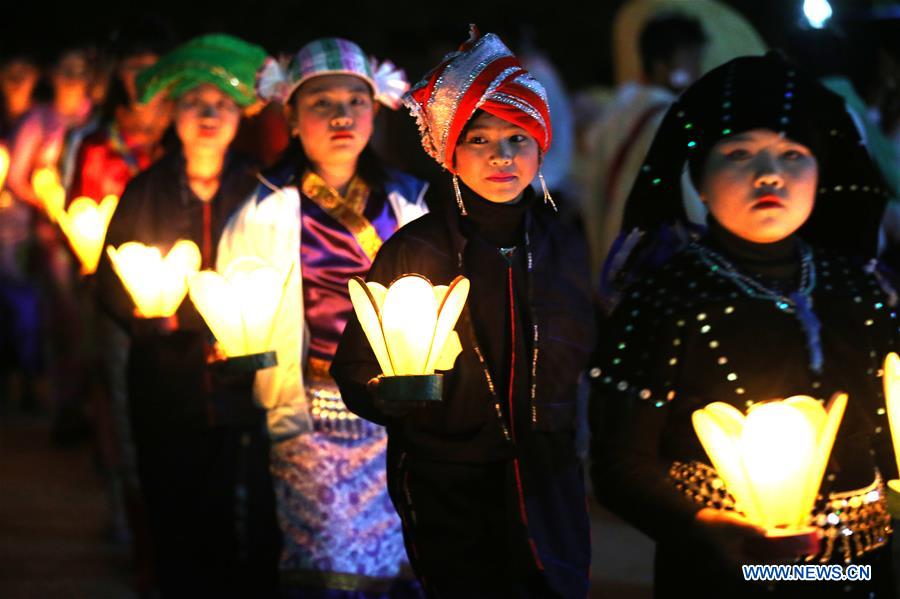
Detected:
[4,2,900,598]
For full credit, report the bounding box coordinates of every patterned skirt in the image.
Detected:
[271,384,417,596]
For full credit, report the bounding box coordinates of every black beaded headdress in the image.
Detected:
[621,52,889,258]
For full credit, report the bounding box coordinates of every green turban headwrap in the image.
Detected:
[136,33,268,107]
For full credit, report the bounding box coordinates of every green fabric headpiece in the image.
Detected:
[136,33,268,107]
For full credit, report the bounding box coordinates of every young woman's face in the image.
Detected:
[290,74,374,168]
[700,129,818,243]
[173,83,241,154]
[454,111,540,204]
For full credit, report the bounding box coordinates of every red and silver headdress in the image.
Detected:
[403,26,552,173]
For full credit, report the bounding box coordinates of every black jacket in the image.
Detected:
[95,149,260,430]
[331,198,595,597]
[331,200,595,460]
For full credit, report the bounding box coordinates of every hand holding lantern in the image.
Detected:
[106,239,201,322]
[349,274,469,402]
[188,256,292,372]
[692,393,847,557]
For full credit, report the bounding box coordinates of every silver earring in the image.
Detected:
[452,174,467,216]
[539,171,557,212]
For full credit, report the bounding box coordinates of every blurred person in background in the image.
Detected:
[94,34,281,598]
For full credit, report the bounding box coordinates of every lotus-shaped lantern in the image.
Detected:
[348,274,469,401]
[881,353,900,516]
[693,394,847,546]
[31,167,65,222]
[188,257,291,372]
[106,240,201,319]
[55,195,119,275]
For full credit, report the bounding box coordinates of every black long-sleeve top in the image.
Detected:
[94,148,259,430]
[590,222,898,595]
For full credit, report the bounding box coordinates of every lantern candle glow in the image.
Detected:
[188,257,291,372]
[692,393,847,552]
[348,274,469,402]
[55,195,119,275]
[881,353,900,517]
[106,239,201,319]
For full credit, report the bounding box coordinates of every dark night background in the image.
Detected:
[3,0,898,89]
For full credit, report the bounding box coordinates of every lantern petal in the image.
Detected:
[693,407,762,524]
[381,275,438,374]
[741,403,818,528]
[424,276,470,374]
[884,353,900,473]
[189,271,246,356]
[0,146,8,190]
[433,330,463,371]
[802,392,847,519]
[63,197,107,274]
[224,257,285,354]
[365,282,388,313]
[159,240,201,316]
[349,277,395,376]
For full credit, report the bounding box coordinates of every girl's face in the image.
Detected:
[454,111,540,204]
[173,83,241,155]
[290,74,374,168]
[700,129,818,243]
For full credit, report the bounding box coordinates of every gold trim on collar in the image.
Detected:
[301,171,383,261]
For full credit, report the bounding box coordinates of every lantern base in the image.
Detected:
[377,374,443,402]
[131,315,179,336]
[210,351,278,374]
[886,480,900,519]
[745,527,822,560]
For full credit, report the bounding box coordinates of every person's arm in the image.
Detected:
[7,111,44,208]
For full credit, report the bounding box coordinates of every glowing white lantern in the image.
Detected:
[55,195,119,275]
[31,167,65,222]
[348,274,469,400]
[106,240,201,318]
[188,257,291,364]
[693,394,847,532]
[881,353,900,516]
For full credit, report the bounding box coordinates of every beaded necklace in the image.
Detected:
[690,240,823,374]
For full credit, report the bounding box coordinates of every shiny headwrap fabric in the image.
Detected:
[255,38,409,109]
[403,26,552,173]
[136,34,268,107]
[621,52,890,258]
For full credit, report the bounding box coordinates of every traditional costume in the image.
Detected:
[218,37,427,597]
[331,28,594,597]
[591,53,898,598]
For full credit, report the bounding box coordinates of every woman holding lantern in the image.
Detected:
[216,38,428,596]
[590,53,898,597]
[94,34,280,597]
[330,28,594,597]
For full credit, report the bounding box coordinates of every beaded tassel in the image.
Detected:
[452,174,467,215]
[538,171,557,212]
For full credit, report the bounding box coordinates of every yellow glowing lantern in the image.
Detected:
[881,352,900,516]
[55,195,119,275]
[106,240,201,318]
[349,274,469,401]
[693,394,847,536]
[188,257,291,370]
[31,167,65,222]
[0,145,9,190]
